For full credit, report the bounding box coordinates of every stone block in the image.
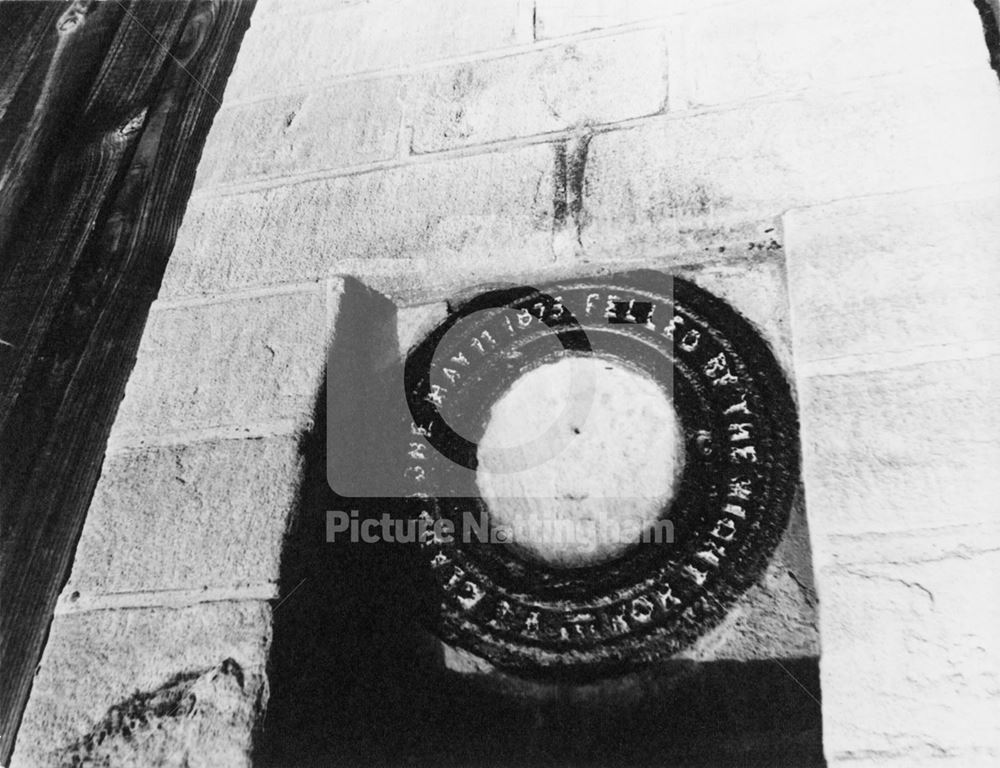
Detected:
[818,533,1000,761]
[195,77,402,189]
[784,182,1000,371]
[9,601,271,768]
[580,69,1000,263]
[679,0,989,107]
[64,436,302,597]
[225,0,531,101]
[798,356,1000,537]
[113,287,328,441]
[408,28,668,152]
[163,144,556,301]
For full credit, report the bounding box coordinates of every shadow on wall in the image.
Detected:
[253,282,824,768]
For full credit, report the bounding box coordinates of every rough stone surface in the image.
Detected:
[54,659,254,768]
[225,0,531,101]
[9,601,271,768]
[408,28,668,152]
[784,182,1000,370]
[580,69,1000,264]
[113,288,329,440]
[819,534,1000,762]
[63,436,302,597]
[678,0,990,107]
[195,76,403,188]
[164,145,555,301]
[798,356,1000,536]
[532,0,714,39]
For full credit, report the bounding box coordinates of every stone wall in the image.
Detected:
[11,1,1000,766]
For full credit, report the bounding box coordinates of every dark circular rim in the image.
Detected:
[402,270,800,677]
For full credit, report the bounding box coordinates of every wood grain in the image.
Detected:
[0,2,255,762]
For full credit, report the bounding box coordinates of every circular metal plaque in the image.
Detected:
[403,271,799,676]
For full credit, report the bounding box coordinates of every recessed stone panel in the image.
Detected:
[388,271,807,674]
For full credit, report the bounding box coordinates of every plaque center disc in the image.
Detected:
[476,357,684,569]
